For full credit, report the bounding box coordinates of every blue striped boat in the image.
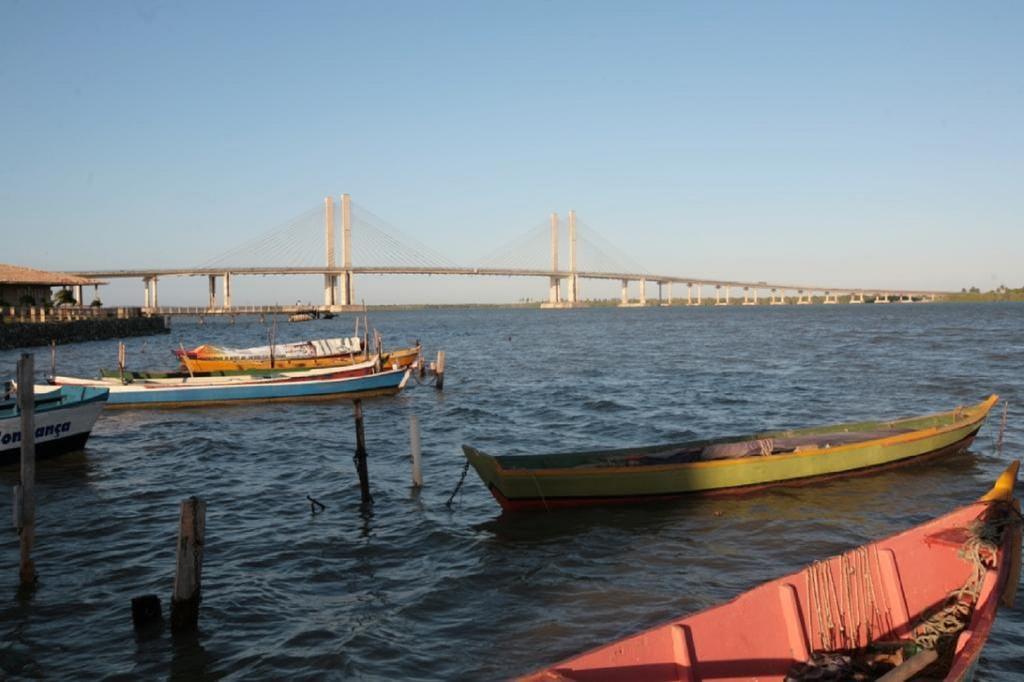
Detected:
[49,367,410,408]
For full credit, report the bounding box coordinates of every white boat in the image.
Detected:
[1,386,109,465]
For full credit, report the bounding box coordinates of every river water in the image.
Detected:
[1,303,1022,680]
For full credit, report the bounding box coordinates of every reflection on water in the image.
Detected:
[1,303,1023,679]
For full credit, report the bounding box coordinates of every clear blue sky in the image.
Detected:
[2,1,1021,305]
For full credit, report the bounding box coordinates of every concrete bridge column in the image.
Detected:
[143,277,151,309]
[223,272,232,309]
[568,210,578,305]
[324,196,337,308]
[686,283,693,305]
[620,279,629,306]
[340,193,353,307]
[715,285,721,305]
[695,284,702,305]
[796,290,811,304]
[742,287,758,306]
[208,276,217,309]
[639,278,647,306]
[875,293,890,304]
[849,293,865,304]
[823,291,838,304]
[548,212,560,305]
[665,282,672,306]
[73,284,83,306]
[150,276,158,308]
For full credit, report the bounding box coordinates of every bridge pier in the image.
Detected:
[715,285,731,306]
[324,196,337,308]
[742,287,758,306]
[823,291,838,304]
[796,290,811,305]
[849,292,865,304]
[339,193,353,307]
[74,284,83,306]
[899,293,914,303]
[223,272,232,309]
[661,282,672,306]
[208,276,216,309]
[769,289,786,305]
[639,278,647,306]
[875,293,890,304]
[619,279,629,306]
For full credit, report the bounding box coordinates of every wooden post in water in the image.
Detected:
[353,400,373,505]
[16,354,37,587]
[409,415,423,488]
[434,351,445,390]
[171,496,206,633]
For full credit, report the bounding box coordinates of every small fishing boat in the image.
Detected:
[94,356,380,385]
[518,461,1022,682]
[464,396,998,511]
[1,385,109,465]
[174,337,421,373]
[47,367,410,408]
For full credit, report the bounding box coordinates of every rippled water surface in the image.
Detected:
[2,303,1023,680]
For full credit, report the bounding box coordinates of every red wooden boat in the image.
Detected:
[520,462,1022,682]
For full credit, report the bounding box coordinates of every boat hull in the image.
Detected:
[0,388,108,465]
[466,397,997,511]
[177,345,421,373]
[56,368,411,408]
[518,463,1022,681]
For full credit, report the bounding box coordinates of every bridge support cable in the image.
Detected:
[475,218,560,272]
[199,203,324,269]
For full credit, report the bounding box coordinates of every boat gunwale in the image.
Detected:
[1,386,110,417]
[477,395,998,479]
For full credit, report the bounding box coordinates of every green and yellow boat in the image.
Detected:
[463,395,999,511]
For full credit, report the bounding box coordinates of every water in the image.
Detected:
[1,303,1023,680]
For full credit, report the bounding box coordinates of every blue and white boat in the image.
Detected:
[48,367,410,408]
[0,386,109,465]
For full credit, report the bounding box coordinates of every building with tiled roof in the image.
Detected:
[0,264,104,307]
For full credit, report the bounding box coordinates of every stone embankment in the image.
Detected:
[0,317,169,350]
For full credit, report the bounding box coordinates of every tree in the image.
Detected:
[53,289,76,306]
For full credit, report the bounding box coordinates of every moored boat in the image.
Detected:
[174,337,421,373]
[1,385,109,465]
[47,367,410,408]
[94,356,379,385]
[519,461,1023,681]
[465,396,999,511]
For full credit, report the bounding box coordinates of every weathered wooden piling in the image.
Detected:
[171,496,206,633]
[353,400,373,505]
[409,415,423,488]
[117,341,127,382]
[434,351,445,390]
[15,353,37,587]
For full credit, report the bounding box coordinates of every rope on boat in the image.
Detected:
[910,508,1013,652]
[795,500,1019,681]
[445,458,472,508]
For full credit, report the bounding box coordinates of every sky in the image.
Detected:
[1,1,1021,305]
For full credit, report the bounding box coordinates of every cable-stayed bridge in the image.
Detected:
[73,195,947,313]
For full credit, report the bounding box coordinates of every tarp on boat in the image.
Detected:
[178,337,363,361]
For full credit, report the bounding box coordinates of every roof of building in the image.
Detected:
[0,264,105,286]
